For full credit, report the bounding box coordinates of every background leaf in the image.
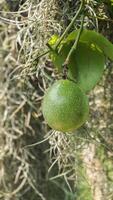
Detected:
[50,43,72,70]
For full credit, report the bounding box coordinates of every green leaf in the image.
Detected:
[50,42,105,93]
[68,42,106,93]
[65,29,113,60]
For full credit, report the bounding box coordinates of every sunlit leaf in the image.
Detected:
[48,35,59,46]
[65,29,113,60]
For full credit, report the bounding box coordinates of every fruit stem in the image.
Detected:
[63,14,84,67]
[54,0,85,50]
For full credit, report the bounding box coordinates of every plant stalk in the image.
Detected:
[63,14,84,66]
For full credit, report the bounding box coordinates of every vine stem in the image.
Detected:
[63,14,84,67]
[54,0,85,50]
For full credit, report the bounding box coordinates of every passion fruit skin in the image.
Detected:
[42,80,89,132]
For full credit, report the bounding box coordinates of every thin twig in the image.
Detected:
[37,50,50,59]
[24,131,54,148]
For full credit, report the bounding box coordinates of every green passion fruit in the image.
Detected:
[42,79,89,132]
